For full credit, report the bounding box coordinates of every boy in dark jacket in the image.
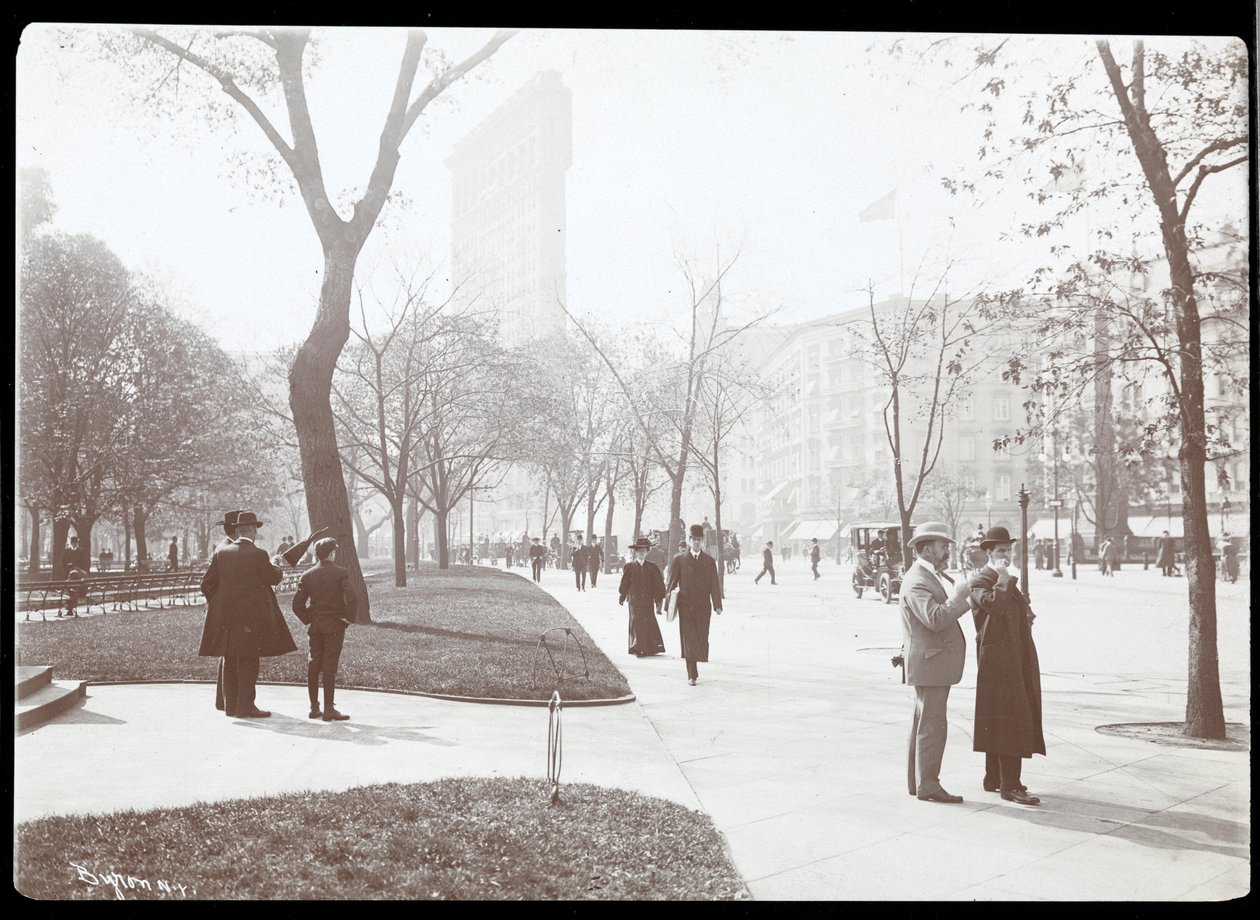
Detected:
[292,538,357,721]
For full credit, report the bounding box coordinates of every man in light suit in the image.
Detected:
[899,521,975,803]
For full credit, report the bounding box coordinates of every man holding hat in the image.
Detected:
[969,525,1044,805]
[199,511,297,718]
[618,537,666,656]
[665,524,723,685]
[899,521,975,803]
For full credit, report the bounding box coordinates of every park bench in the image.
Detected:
[18,568,209,620]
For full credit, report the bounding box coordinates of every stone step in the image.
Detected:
[16,665,53,699]
[17,679,87,731]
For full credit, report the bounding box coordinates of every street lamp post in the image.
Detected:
[1018,483,1031,604]
[1042,435,1064,578]
[985,491,992,529]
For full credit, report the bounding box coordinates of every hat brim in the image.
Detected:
[979,539,1016,550]
[908,534,954,547]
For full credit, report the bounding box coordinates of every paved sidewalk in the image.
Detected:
[534,560,1251,901]
[14,560,1251,900]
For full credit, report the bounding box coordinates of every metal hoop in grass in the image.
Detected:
[547,690,563,804]
[532,626,591,691]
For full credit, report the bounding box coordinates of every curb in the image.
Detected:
[84,679,636,708]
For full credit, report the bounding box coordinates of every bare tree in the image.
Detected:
[562,248,774,563]
[93,25,516,616]
[850,277,1000,568]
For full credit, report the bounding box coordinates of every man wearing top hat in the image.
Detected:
[571,534,589,591]
[619,537,667,657]
[969,525,1045,805]
[529,536,546,582]
[899,521,975,803]
[199,511,297,718]
[665,524,723,685]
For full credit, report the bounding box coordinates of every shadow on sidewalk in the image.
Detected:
[231,713,458,748]
[986,792,1248,859]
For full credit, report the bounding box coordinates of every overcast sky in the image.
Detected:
[15,26,1247,353]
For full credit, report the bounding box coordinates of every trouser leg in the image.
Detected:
[685,658,698,680]
[590,568,598,587]
[307,633,324,707]
[221,657,238,714]
[233,656,260,712]
[984,751,1001,789]
[911,685,950,797]
[215,658,226,711]
[998,754,1023,791]
[769,564,777,584]
[322,630,345,708]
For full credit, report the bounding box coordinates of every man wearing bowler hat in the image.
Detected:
[665,524,723,685]
[199,511,297,718]
[969,525,1045,805]
[899,521,975,803]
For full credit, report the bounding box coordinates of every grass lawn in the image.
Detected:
[15,778,749,900]
[16,566,630,702]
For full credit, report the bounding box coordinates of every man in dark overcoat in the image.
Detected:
[571,534,588,591]
[754,540,777,585]
[587,536,604,587]
[665,524,723,685]
[619,537,666,656]
[969,525,1045,806]
[199,511,296,718]
[810,538,822,580]
[529,537,546,582]
[1155,530,1176,577]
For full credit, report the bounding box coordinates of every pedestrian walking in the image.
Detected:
[1155,530,1176,577]
[587,536,604,587]
[1033,542,1044,571]
[1220,533,1239,583]
[572,534,588,591]
[199,511,297,718]
[529,537,545,582]
[810,538,822,580]
[968,526,1045,806]
[619,537,666,656]
[665,524,723,685]
[292,537,357,721]
[898,521,974,804]
[1099,536,1116,576]
[167,536,180,572]
[755,541,777,585]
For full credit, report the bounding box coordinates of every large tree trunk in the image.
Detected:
[121,509,132,572]
[390,496,407,587]
[290,242,370,621]
[27,506,41,574]
[1096,40,1223,739]
[133,505,148,563]
[434,507,450,569]
[603,490,616,573]
[51,517,70,578]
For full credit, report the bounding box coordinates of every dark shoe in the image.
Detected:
[1001,788,1040,805]
[983,779,1000,793]
[322,709,350,721]
[688,677,697,686]
[309,707,322,719]
[238,707,271,718]
[918,790,964,804]
[224,710,237,718]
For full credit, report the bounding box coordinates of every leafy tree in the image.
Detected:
[921,35,1247,739]
[89,25,515,615]
[19,230,132,575]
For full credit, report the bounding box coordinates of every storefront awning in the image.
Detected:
[791,520,839,541]
[781,520,802,540]
[761,480,797,504]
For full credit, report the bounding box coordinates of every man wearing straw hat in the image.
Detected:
[899,521,975,803]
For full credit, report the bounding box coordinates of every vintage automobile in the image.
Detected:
[850,522,914,604]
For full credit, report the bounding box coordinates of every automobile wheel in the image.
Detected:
[880,574,893,604]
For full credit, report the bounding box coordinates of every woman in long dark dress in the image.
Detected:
[618,538,666,656]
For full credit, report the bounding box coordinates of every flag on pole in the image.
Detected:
[858,189,896,222]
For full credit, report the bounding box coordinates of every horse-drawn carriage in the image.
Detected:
[850,522,914,604]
